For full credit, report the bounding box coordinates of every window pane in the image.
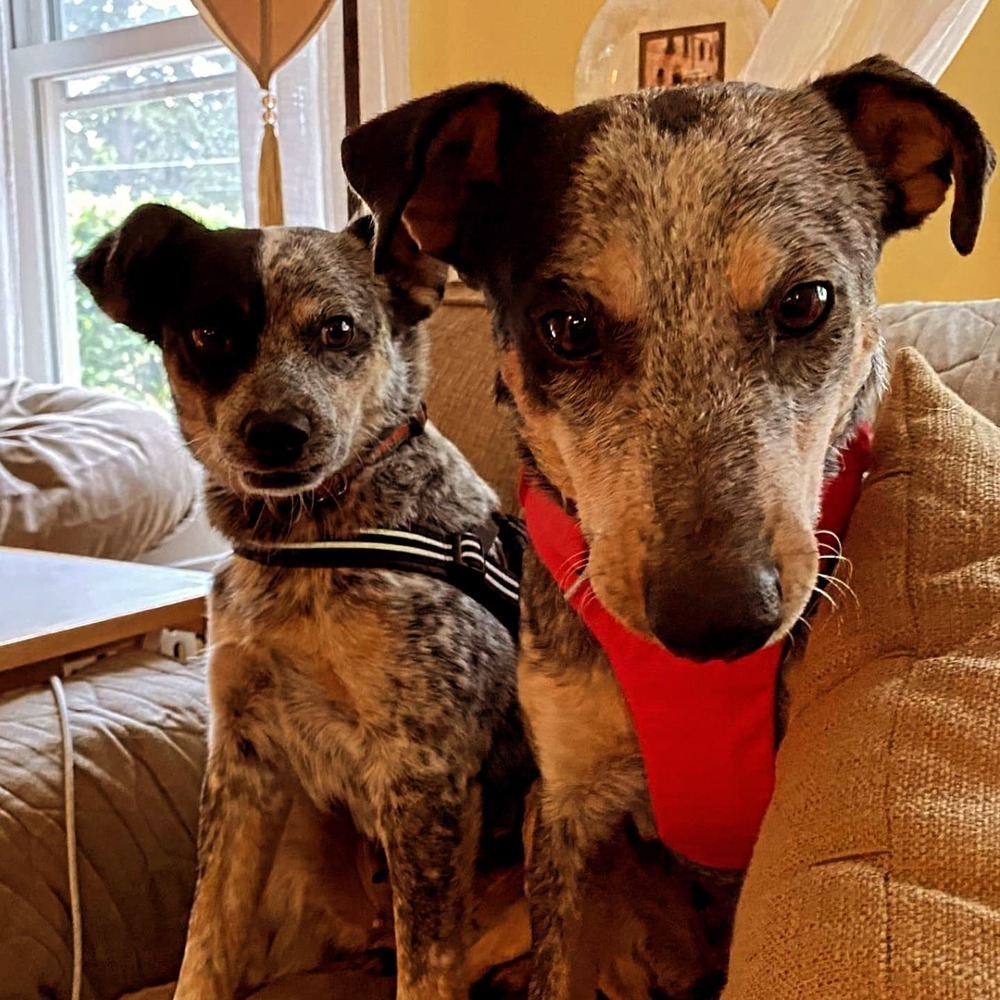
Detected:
[58,0,197,40]
[66,51,235,99]
[61,68,242,409]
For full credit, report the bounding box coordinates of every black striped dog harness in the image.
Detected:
[234,514,525,638]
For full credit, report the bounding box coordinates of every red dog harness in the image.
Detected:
[519,428,872,870]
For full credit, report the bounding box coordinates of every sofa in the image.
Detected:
[0,291,997,999]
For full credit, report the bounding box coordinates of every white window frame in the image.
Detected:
[7,0,245,384]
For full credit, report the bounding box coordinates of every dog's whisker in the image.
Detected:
[555,550,589,580]
[300,490,319,534]
[814,529,844,549]
[814,555,855,584]
[817,572,860,610]
[812,586,839,613]
[785,622,806,656]
[287,495,303,538]
[827,553,854,576]
[572,581,595,610]
[817,554,850,570]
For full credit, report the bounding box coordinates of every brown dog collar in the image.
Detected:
[314,403,427,503]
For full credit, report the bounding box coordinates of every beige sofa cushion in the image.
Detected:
[0,379,198,560]
[724,348,1000,999]
[425,284,519,512]
[0,650,207,1000]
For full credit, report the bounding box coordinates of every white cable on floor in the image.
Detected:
[50,675,83,1000]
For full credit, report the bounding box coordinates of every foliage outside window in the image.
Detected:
[9,0,244,408]
[63,51,242,408]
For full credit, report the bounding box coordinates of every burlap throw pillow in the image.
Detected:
[724,348,1000,1000]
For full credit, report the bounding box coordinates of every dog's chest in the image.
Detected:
[213,564,516,836]
[233,609,414,834]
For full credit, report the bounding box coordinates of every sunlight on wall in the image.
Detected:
[410,0,998,303]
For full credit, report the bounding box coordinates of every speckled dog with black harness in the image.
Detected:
[75,206,535,1000]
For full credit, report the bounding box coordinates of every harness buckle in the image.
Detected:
[453,530,489,575]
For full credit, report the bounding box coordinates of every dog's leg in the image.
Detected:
[525,790,595,1000]
[175,744,291,998]
[175,644,291,1000]
[518,638,647,1000]
[380,779,482,1000]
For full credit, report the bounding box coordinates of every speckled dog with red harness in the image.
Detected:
[343,56,993,998]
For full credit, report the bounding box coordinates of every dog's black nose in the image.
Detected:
[644,561,783,662]
[241,408,311,467]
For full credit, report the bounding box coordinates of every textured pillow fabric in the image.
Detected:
[724,348,1000,999]
[0,378,198,560]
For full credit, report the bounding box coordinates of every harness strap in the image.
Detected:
[234,515,525,638]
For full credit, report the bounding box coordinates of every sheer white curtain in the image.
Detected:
[739,0,989,85]
[0,5,19,378]
[236,0,408,230]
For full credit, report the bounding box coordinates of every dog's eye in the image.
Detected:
[774,282,834,336]
[189,327,233,355]
[321,316,355,349]
[540,311,600,360]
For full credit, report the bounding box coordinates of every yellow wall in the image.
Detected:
[410,1,779,109]
[411,0,603,110]
[410,0,999,303]
[877,0,999,302]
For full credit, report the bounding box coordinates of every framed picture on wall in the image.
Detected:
[638,22,726,89]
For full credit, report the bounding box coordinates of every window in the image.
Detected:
[9,0,247,407]
[58,0,198,38]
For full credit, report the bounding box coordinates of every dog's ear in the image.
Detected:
[346,213,376,247]
[813,54,995,255]
[346,210,448,325]
[341,83,546,282]
[379,234,450,326]
[75,203,206,343]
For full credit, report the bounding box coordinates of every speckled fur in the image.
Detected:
[344,56,993,999]
[76,210,534,999]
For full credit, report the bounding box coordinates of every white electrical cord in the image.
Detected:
[50,675,83,1000]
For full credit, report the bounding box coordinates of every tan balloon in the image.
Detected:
[192,0,336,89]
[191,0,337,225]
